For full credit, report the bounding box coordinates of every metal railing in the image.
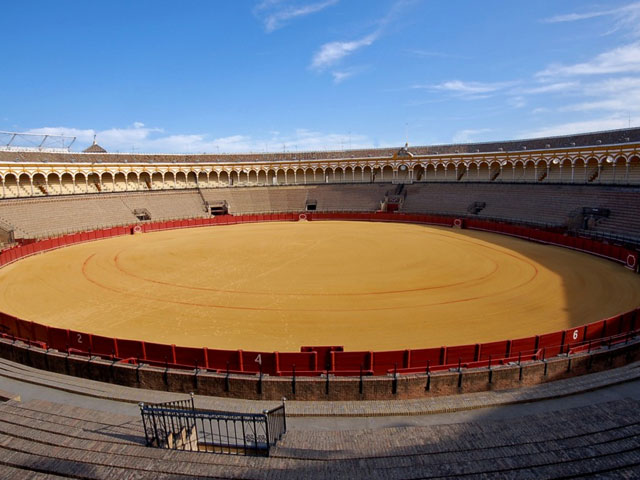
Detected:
[139,393,286,456]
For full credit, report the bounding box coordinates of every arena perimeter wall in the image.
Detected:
[0,212,638,387]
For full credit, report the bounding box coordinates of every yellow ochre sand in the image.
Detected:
[0,221,639,352]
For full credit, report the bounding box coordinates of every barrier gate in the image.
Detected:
[139,393,286,456]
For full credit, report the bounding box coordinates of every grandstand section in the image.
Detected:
[0,183,638,244]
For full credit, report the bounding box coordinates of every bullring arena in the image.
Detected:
[0,128,640,477]
[2,220,640,351]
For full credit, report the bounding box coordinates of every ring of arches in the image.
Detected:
[0,152,638,198]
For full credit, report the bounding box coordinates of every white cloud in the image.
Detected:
[309,1,417,79]
[26,127,96,143]
[508,96,526,108]
[255,0,339,33]
[542,2,640,37]
[452,128,492,143]
[520,82,579,94]
[537,42,640,77]
[557,77,640,113]
[330,65,368,84]
[521,117,632,139]
[311,33,377,70]
[404,49,468,60]
[332,70,354,84]
[24,124,381,153]
[416,80,517,99]
[285,128,371,150]
[544,11,612,23]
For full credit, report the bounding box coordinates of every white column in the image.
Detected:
[626,162,630,182]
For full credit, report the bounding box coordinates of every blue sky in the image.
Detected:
[1,0,640,153]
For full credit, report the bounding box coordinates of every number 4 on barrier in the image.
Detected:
[255,354,262,365]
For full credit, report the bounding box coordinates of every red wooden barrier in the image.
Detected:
[509,337,538,356]
[445,344,477,364]
[604,315,623,337]
[564,327,583,347]
[408,347,442,368]
[205,348,241,371]
[478,340,509,361]
[174,346,207,368]
[115,338,145,360]
[276,352,317,373]
[300,346,343,371]
[69,329,90,351]
[332,351,372,372]
[90,335,117,357]
[0,313,19,337]
[48,327,70,351]
[16,319,34,339]
[241,350,275,374]
[32,322,49,344]
[142,341,175,364]
[584,321,605,341]
[372,350,406,375]
[538,331,564,357]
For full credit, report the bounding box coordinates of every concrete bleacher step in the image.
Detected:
[275,419,640,463]
[0,400,288,473]
[0,401,638,479]
[274,398,640,456]
[0,401,142,443]
[0,387,20,402]
[0,464,69,480]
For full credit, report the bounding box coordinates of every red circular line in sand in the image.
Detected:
[81,247,539,313]
[110,229,507,297]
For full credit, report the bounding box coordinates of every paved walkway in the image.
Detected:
[1,357,639,429]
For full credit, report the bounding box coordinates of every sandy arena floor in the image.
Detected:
[0,221,639,352]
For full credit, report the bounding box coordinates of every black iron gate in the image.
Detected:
[139,393,286,456]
